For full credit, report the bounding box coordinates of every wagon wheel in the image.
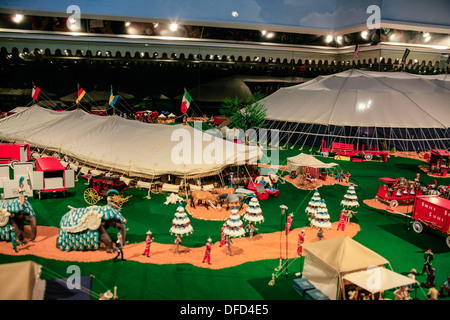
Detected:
[84,188,101,206]
[321,151,329,158]
[446,235,450,249]
[389,200,399,208]
[412,221,423,234]
[364,153,373,161]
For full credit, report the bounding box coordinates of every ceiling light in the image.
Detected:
[266,32,275,39]
[125,21,131,27]
[361,30,368,39]
[12,14,24,23]
[261,30,267,36]
[423,32,430,38]
[232,11,238,17]
[336,36,343,44]
[169,23,178,32]
[325,35,333,43]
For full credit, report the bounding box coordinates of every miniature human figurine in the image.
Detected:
[225,235,233,256]
[317,228,324,240]
[202,237,212,264]
[440,276,450,296]
[285,213,293,235]
[174,234,182,254]
[427,286,440,300]
[245,221,258,241]
[394,286,411,300]
[297,230,305,256]
[344,171,351,183]
[259,176,266,187]
[107,195,120,211]
[10,227,18,253]
[422,268,436,288]
[219,223,226,247]
[142,230,154,258]
[113,233,124,262]
[15,178,28,209]
[422,248,434,275]
[345,206,356,225]
[337,209,347,231]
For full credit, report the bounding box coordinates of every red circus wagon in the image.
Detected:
[423,149,450,177]
[375,177,422,208]
[411,195,450,248]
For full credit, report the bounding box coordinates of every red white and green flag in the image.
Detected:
[181,89,192,114]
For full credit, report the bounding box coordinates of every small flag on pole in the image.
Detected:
[109,87,119,107]
[76,88,86,104]
[181,89,192,114]
[31,84,40,100]
[353,44,360,59]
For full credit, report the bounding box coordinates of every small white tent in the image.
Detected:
[285,153,338,173]
[301,237,389,300]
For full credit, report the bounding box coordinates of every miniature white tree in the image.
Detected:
[169,204,194,237]
[223,207,246,238]
[311,199,332,230]
[243,196,264,224]
[306,189,322,223]
[340,184,360,208]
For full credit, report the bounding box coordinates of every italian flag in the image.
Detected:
[181,90,192,114]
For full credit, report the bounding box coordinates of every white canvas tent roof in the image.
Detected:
[286,153,338,172]
[0,261,45,300]
[262,69,450,129]
[0,105,261,178]
[343,267,416,294]
[302,237,389,300]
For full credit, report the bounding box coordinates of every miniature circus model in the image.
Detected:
[341,184,360,208]
[169,204,194,237]
[223,207,246,238]
[56,204,127,252]
[0,198,37,245]
[243,196,264,224]
[306,189,322,222]
[310,200,332,230]
[164,193,184,205]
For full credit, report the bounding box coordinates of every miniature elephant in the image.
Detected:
[0,199,37,246]
[216,193,245,210]
[57,204,127,253]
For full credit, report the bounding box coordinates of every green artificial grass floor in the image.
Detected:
[0,145,449,300]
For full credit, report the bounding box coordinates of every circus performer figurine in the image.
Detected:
[107,190,121,211]
[15,177,28,209]
[202,237,212,264]
[297,230,305,256]
[113,233,124,262]
[219,223,226,247]
[245,221,258,241]
[317,228,324,240]
[285,213,293,235]
[142,230,154,258]
[225,235,233,256]
[345,206,356,225]
[174,234,182,254]
[337,209,347,231]
[344,170,351,183]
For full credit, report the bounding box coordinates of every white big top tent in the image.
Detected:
[262,69,450,151]
[0,105,262,179]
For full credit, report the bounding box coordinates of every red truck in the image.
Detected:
[411,195,450,248]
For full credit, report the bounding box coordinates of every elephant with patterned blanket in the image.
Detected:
[0,199,37,246]
[57,204,127,253]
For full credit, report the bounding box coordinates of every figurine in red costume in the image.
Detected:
[219,223,226,247]
[142,230,154,257]
[297,229,305,256]
[202,237,212,264]
[337,210,347,231]
[285,213,293,235]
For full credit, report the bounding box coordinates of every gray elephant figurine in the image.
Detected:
[0,198,37,246]
[216,193,245,210]
[57,204,127,253]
